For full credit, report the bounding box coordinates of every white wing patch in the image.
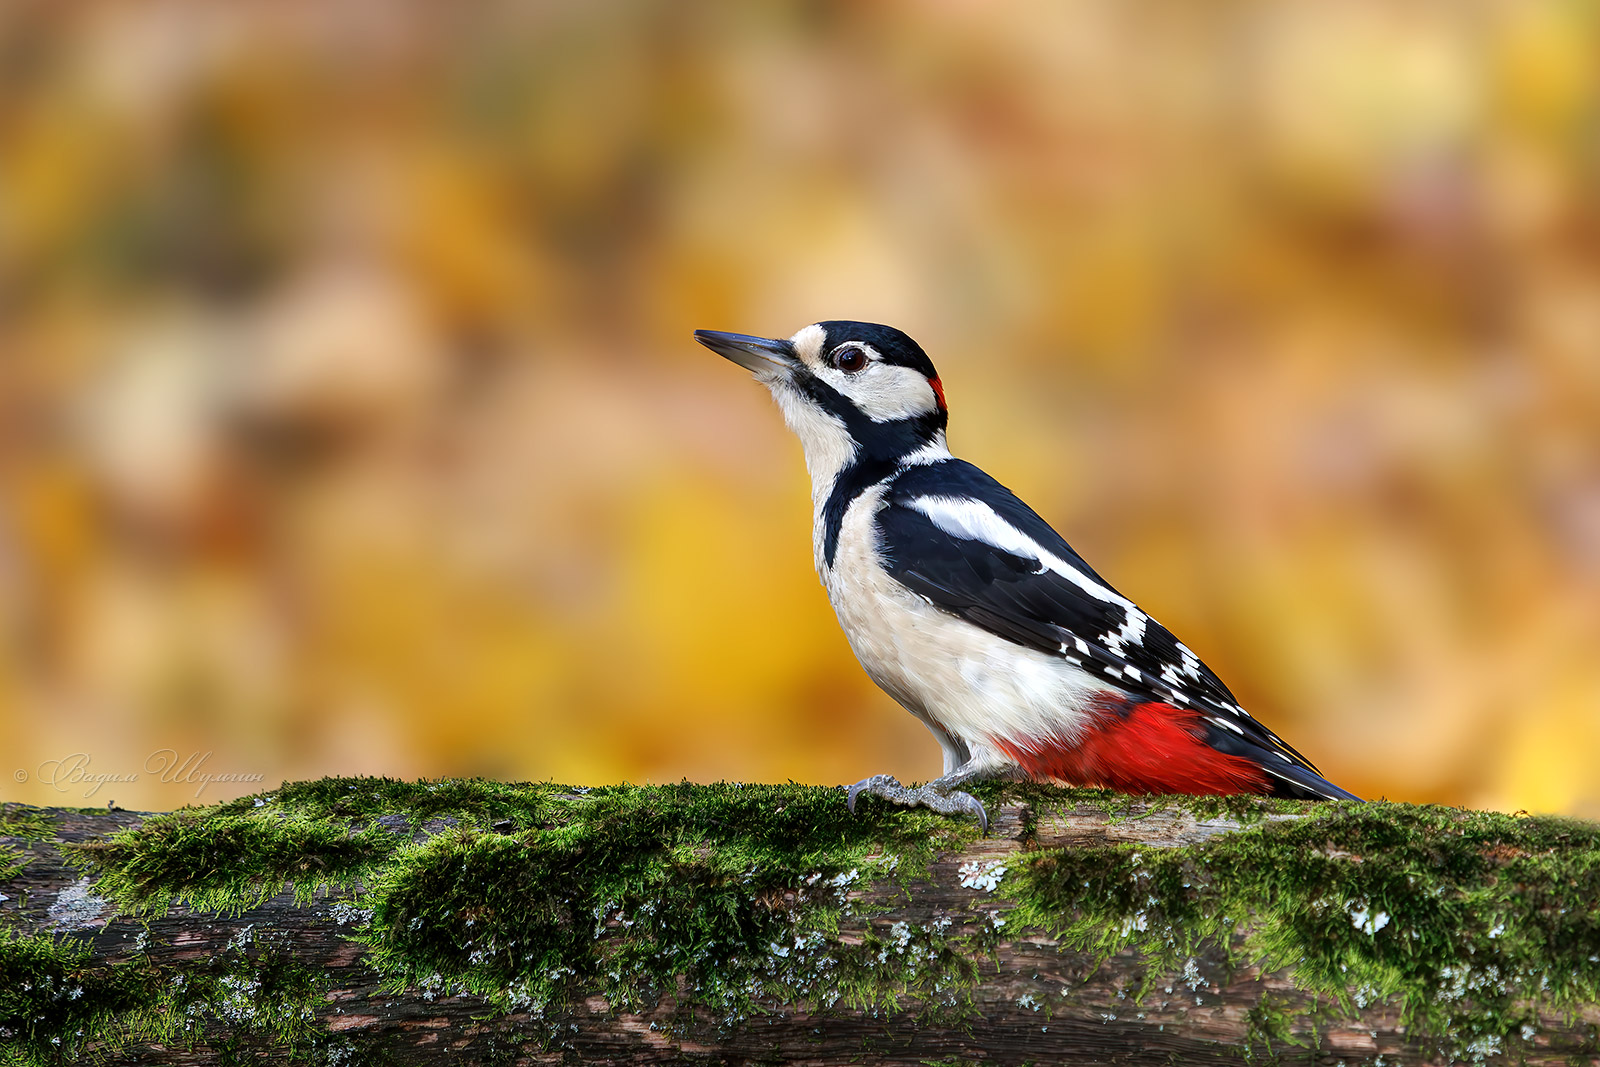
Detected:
[907,495,1151,652]
[909,496,1112,599]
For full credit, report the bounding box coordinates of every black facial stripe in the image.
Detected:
[794,323,947,569]
[812,399,947,570]
[792,370,943,442]
[821,455,902,570]
[794,372,947,569]
[792,369,865,429]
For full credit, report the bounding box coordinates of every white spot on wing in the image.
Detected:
[1178,643,1203,680]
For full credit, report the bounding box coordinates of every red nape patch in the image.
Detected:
[996,695,1269,796]
[928,376,947,413]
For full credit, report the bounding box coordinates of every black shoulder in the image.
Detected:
[876,460,1141,667]
[885,461,1110,584]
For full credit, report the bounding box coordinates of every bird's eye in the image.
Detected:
[833,346,867,373]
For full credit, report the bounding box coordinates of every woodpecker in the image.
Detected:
[696,321,1359,830]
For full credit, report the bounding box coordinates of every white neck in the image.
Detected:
[771,383,858,510]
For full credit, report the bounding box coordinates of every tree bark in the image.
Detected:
[3,795,1596,1066]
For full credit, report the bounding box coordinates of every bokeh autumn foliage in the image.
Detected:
[1,1,1597,814]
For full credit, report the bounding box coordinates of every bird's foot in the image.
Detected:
[846,774,989,834]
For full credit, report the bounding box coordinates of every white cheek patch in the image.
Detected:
[826,361,939,423]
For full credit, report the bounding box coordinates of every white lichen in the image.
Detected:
[328,901,373,926]
[958,860,1008,892]
[827,868,860,891]
[47,878,109,932]
[1348,902,1390,935]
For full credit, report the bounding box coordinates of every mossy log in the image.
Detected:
[2,780,1599,1066]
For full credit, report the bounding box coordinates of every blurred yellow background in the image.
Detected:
[1,1,1597,815]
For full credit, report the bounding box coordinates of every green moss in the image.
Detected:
[1003,800,1600,1062]
[70,809,396,914]
[2,929,147,1065]
[358,781,980,1020]
[964,780,1310,833]
[0,927,325,1066]
[1127,789,1312,824]
[219,776,571,830]
[0,808,56,845]
[66,779,586,918]
[0,808,58,886]
[68,778,982,1034]
[1241,990,1320,1061]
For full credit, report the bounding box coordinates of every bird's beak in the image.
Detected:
[694,330,799,377]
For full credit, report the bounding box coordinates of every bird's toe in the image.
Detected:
[952,791,990,834]
[919,788,989,834]
[846,774,903,813]
[846,775,989,832]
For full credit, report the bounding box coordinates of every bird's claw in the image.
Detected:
[847,774,900,814]
[944,790,990,835]
[845,774,989,834]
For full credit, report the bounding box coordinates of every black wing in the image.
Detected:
[876,461,1351,797]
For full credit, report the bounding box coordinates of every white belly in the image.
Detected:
[818,485,1100,775]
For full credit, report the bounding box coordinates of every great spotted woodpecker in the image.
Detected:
[696,321,1359,830]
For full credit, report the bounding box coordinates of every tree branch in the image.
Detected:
[2,781,1597,1065]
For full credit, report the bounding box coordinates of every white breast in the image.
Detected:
[818,484,1101,775]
